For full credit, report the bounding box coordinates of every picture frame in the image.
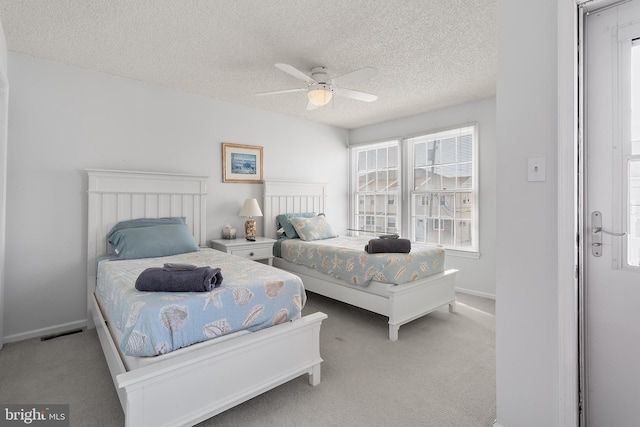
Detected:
[222,143,264,183]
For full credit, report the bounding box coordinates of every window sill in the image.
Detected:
[444,248,480,259]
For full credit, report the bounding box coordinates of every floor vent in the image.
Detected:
[40,328,84,341]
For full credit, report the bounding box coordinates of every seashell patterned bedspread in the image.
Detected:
[279,236,445,286]
[96,248,305,357]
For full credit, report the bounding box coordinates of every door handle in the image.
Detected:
[591,226,626,236]
[591,211,626,257]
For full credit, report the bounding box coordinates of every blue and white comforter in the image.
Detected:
[279,236,444,286]
[96,248,305,357]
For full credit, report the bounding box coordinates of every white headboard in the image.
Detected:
[263,181,327,239]
[86,169,208,313]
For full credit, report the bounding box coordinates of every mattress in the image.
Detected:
[277,236,445,285]
[273,257,396,297]
[96,248,305,357]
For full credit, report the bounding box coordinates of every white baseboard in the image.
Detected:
[3,319,87,344]
[455,287,496,300]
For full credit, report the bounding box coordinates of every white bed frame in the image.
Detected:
[86,169,326,427]
[263,180,457,341]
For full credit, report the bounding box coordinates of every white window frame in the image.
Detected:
[406,125,479,253]
[350,140,401,236]
[349,123,479,255]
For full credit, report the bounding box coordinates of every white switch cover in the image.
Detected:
[528,157,546,182]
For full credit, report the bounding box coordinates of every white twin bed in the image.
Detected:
[86,170,326,427]
[263,180,458,342]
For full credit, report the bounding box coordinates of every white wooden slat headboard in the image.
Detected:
[86,169,208,318]
[263,181,327,239]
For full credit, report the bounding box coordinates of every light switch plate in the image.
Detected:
[528,157,546,182]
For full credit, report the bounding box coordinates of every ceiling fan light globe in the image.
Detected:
[307,85,333,106]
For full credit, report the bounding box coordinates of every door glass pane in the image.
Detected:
[629,159,640,266]
[632,42,640,154]
[629,41,640,266]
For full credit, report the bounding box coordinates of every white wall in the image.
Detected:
[3,53,349,342]
[349,98,497,298]
[0,21,8,350]
[495,0,561,425]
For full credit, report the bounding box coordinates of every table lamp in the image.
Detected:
[239,198,263,241]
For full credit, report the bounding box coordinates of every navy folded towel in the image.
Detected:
[365,238,412,254]
[162,263,198,271]
[135,263,223,292]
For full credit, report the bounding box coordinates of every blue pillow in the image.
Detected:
[109,224,199,260]
[276,212,317,238]
[288,215,338,241]
[107,217,186,239]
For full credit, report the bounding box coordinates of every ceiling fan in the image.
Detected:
[256,63,378,110]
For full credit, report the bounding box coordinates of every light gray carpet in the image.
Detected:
[0,292,495,427]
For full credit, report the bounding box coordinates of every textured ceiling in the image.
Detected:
[0,0,496,130]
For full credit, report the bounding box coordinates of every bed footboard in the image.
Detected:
[387,269,457,341]
[93,294,326,427]
[273,258,457,341]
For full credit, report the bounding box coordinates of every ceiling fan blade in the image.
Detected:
[275,63,316,84]
[330,67,378,86]
[255,88,306,97]
[334,87,378,102]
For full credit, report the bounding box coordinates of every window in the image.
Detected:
[627,41,640,266]
[408,126,477,251]
[350,125,478,253]
[351,140,400,234]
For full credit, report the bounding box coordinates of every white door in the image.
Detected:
[585,1,640,425]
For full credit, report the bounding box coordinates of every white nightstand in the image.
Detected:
[210,237,277,265]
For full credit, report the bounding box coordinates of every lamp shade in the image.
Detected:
[238,198,263,217]
[307,84,333,106]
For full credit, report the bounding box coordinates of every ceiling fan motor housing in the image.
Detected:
[308,83,332,93]
[310,66,329,84]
